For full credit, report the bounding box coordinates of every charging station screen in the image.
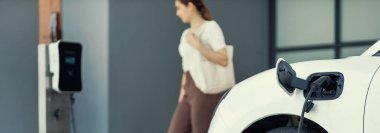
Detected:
[65,56,76,65]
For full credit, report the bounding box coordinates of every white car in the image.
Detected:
[209,40,380,133]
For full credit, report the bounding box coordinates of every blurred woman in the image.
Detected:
[168,0,229,132]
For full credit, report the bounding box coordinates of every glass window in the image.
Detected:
[277,49,334,63]
[277,0,334,48]
[342,0,380,42]
[341,45,371,58]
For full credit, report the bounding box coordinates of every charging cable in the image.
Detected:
[297,76,332,133]
[70,94,77,133]
[297,86,315,133]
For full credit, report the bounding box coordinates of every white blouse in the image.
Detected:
[178,20,226,72]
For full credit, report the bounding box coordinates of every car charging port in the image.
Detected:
[304,72,344,100]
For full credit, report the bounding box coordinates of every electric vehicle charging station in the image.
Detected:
[38,41,82,133]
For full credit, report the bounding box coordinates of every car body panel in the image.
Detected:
[364,66,380,132]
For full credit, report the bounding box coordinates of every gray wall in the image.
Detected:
[109,1,184,132]
[109,0,268,132]
[62,0,109,133]
[0,0,38,132]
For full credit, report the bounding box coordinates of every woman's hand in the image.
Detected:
[178,73,187,102]
[186,31,202,49]
[178,87,186,102]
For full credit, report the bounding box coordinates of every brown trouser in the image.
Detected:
[168,72,221,133]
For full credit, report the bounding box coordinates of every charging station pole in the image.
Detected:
[38,44,72,133]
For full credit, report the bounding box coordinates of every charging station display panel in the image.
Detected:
[58,42,82,91]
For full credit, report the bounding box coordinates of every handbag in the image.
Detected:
[189,45,236,94]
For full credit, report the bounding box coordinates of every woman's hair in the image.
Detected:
[178,0,212,20]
